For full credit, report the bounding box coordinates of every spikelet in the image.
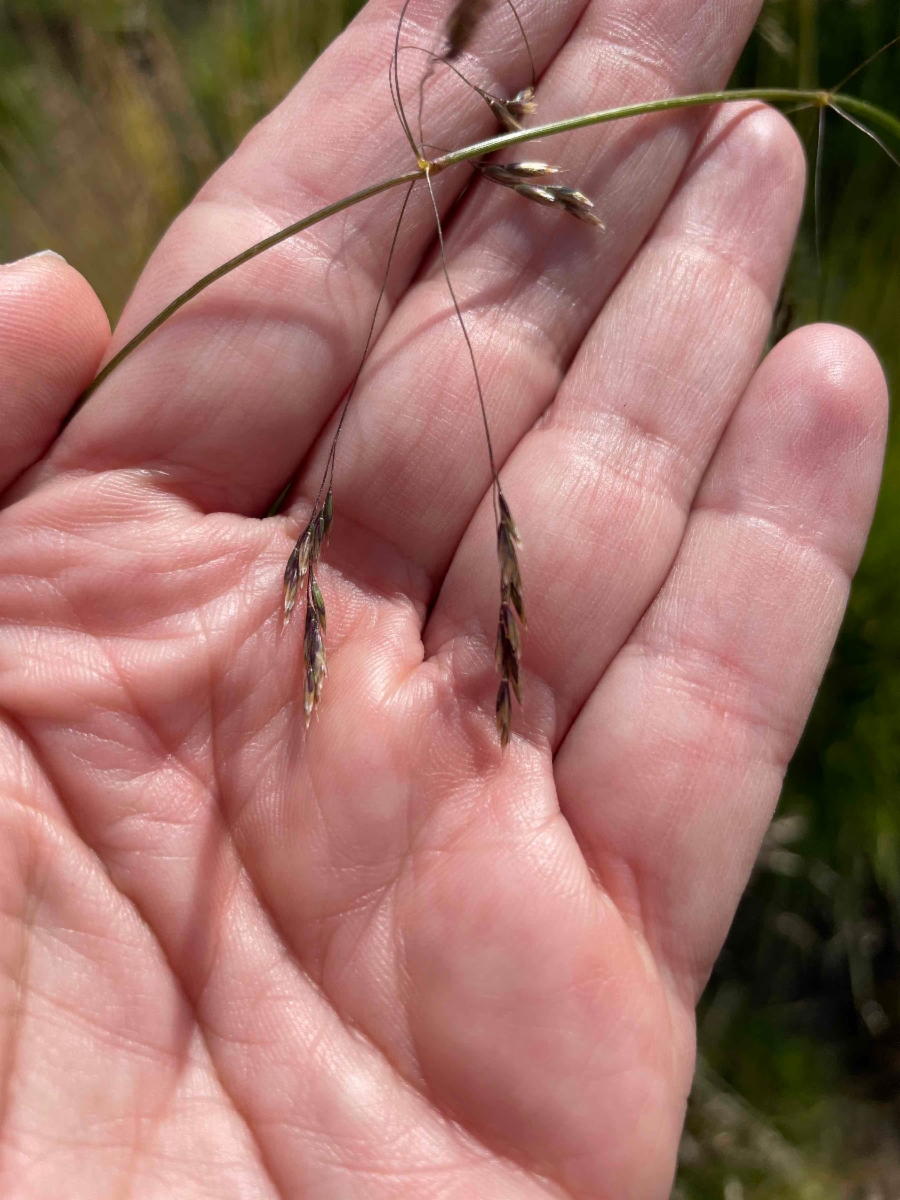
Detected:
[511,183,557,207]
[506,86,537,121]
[477,160,606,229]
[284,491,333,727]
[545,185,606,227]
[310,574,327,636]
[474,160,562,185]
[303,592,327,728]
[283,524,312,619]
[495,490,525,748]
[486,86,537,131]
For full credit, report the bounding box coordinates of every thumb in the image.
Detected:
[0,251,110,497]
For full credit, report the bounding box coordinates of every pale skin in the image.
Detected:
[0,0,889,1194]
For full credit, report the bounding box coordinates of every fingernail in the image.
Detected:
[3,249,68,267]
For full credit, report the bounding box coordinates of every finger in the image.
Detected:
[288,0,768,582]
[427,100,806,741]
[26,0,588,514]
[555,325,887,998]
[0,253,109,496]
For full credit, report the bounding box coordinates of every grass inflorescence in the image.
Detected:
[56,1,900,752]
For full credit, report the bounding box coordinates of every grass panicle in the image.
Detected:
[55,0,900,749]
[281,179,414,726]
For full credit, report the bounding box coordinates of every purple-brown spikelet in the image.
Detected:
[487,85,537,131]
[284,493,332,726]
[495,490,525,748]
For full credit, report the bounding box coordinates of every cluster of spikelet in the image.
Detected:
[284,0,605,747]
[475,159,605,226]
[283,487,332,726]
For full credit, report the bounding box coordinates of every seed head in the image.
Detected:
[496,679,512,749]
[283,526,312,620]
[476,160,606,230]
[544,185,606,228]
[486,86,537,132]
[507,86,537,120]
[283,491,335,726]
[494,490,525,749]
[303,600,327,727]
[310,573,327,635]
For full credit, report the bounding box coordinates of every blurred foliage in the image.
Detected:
[1,0,899,1196]
[0,0,358,312]
[680,3,900,1198]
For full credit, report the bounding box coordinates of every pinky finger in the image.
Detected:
[555,324,888,1002]
[0,252,109,496]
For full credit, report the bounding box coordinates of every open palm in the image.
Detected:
[0,0,887,1196]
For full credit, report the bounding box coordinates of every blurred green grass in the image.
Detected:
[0,0,355,313]
[1,1,899,1196]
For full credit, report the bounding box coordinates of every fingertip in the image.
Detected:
[705,321,889,576]
[764,323,889,488]
[0,252,111,491]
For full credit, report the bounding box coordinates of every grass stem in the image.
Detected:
[67,87,900,418]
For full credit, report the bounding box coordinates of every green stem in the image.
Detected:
[71,87,900,416]
[432,88,823,165]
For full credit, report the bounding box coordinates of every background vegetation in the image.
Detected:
[1,0,898,1195]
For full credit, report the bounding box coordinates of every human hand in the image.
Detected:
[0,0,887,1195]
